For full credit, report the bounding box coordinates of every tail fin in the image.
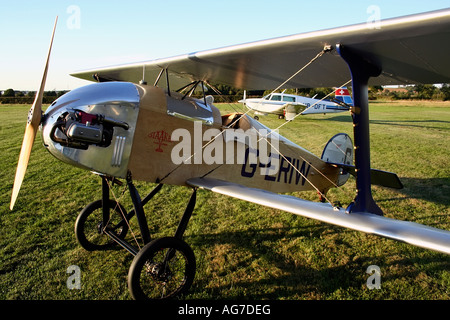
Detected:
[322,133,353,186]
[323,133,404,190]
[334,87,353,106]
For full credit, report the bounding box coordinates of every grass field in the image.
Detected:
[0,100,449,300]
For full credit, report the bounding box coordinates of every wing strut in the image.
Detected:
[337,44,383,215]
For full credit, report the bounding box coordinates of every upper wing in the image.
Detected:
[71,9,450,90]
[187,177,450,255]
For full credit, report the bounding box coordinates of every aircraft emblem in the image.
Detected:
[148,130,172,152]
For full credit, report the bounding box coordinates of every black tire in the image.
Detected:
[75,199,129,251]
[128,237,196,300]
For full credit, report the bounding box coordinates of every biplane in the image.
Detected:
[10,9,450,299]
[239,87,352,120]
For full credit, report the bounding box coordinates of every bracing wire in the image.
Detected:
[159,48,331,183]
[207,77,354,204]
[105,179,142,250]
[103,47,356,251]
[159,47,355,206]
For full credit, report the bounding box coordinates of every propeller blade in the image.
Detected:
[10,17,58,210]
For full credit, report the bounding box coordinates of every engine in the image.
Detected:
[41,82,140,178]
[50,109,129,150]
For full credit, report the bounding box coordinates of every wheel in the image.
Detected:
[128,237,196,300]
[253,115,259,120]
[75,199,129,251]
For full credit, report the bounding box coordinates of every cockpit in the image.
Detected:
[263,92,296,103]
[166,93,218,126]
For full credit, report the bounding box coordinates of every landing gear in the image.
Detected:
[75,199,128,251]
[74,173,197,300]
[128,237,196,300]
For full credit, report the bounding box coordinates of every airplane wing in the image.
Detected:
[283,103,307,114]
[187,177,450,255]
[71,9,450,90]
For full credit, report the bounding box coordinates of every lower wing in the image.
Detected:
[187,177,450,255]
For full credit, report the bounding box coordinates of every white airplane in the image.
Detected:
[240,87,352,120]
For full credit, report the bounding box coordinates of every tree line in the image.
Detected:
[267,84,450,101]
[0,89,69,104]
[368,84,450,100]
[204,84,450,102]
[1,83,449,104]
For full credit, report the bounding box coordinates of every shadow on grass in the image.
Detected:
[187,224,449,299]
[308,115,352,123]
[187,219,449,299]
[370,119,450,131]
[392,177,450,207]
[314,114,450,130]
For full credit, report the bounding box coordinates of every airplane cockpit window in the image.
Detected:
[167,95,215,125]
[282,96,295,102]
[270,94,281,101]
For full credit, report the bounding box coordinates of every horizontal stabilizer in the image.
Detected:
[329,162,403,189]
[187,177,450,255]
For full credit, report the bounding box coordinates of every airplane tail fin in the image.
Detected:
[321,133,353,186]
[322,133,403,189]
[334,87,353,106]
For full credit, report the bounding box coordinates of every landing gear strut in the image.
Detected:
[74,172,197,299]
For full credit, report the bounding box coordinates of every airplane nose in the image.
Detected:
[41,82,141,178]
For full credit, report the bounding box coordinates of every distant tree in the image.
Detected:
[310,87,334,99]
[262,87,334,99]
[27,91,36,98]
[57,90,69,97]
[3,88,15,97]
[294,88,313,96]
[370,85,383,92]
[439,84,450,101]
[414,84,435,99]
[44,91,57,97]
[369,86,383,100]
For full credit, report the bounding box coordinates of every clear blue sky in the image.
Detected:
[1,0,449,90]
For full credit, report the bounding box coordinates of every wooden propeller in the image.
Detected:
[10,17,58,210]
